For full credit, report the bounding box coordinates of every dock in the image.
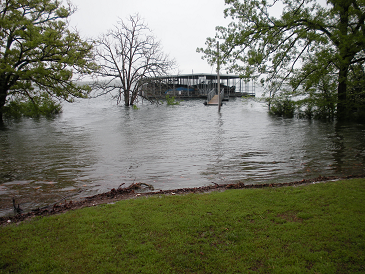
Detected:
[205,87,225,106]
[207,95,220,105]
[140,73,256,102]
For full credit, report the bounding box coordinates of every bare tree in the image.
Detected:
[94,14,175,106]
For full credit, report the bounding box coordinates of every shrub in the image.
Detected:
[3,94,62,118]
[165,95,180,105]
[269,98,295,118]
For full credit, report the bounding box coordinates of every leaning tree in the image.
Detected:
[0,0,97,122]
[94,14,175,106]
[198,0,365,120]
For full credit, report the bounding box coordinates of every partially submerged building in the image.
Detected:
[140,73,256,101]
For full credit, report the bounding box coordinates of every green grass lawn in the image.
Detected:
[1,179,364,273]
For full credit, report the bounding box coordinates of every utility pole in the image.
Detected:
[217,41,221,112]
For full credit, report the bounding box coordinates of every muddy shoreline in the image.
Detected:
[1,174,364,226]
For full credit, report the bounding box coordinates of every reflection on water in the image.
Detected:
[1,96,364,216]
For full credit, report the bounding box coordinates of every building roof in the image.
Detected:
[148,73,242,80]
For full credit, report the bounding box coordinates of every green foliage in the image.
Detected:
[198,0,365,121]
[292,66,338,120]
[1,179,364,273]
[0,0,97,122]
[165,95,181,105]
[297,94,337,121]
[347,63,365,123]
[269,98,296,118]
[3,93,62,118]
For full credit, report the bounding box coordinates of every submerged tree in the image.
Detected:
[0,0,97,122]
[94,14,175,106]
[198,0,365,120]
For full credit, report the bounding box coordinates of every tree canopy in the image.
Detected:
[0,0,97,122]
[94,14,175,106]
[198,0,365,120]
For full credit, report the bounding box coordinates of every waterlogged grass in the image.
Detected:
[1,179,364,273]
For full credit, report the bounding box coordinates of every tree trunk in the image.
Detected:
[124,90,130,106]
[335,1,351,120]
[130,88,139,106]
[337,67,348,120]
[0,80,8,124]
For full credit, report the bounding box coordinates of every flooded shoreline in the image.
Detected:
[1,97,365,216]
[2,174,364,225]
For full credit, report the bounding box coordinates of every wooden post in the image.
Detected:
[217,42,221,112]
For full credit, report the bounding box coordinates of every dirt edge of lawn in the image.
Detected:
[1,174,364,226]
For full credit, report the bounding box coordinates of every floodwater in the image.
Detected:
[1,96,365,216]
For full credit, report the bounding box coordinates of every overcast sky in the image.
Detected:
[69,0,231,74]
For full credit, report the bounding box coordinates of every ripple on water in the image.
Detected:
[1,96,365,216]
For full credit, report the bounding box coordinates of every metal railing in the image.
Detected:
[206,88,216,103]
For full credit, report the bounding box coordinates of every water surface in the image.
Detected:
[1,96,364,216]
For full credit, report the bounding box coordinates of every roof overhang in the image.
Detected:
[146,73,242,80]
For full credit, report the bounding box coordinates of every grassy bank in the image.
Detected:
[1,179,364,273]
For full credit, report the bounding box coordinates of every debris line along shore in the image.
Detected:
[1,174,364,226]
